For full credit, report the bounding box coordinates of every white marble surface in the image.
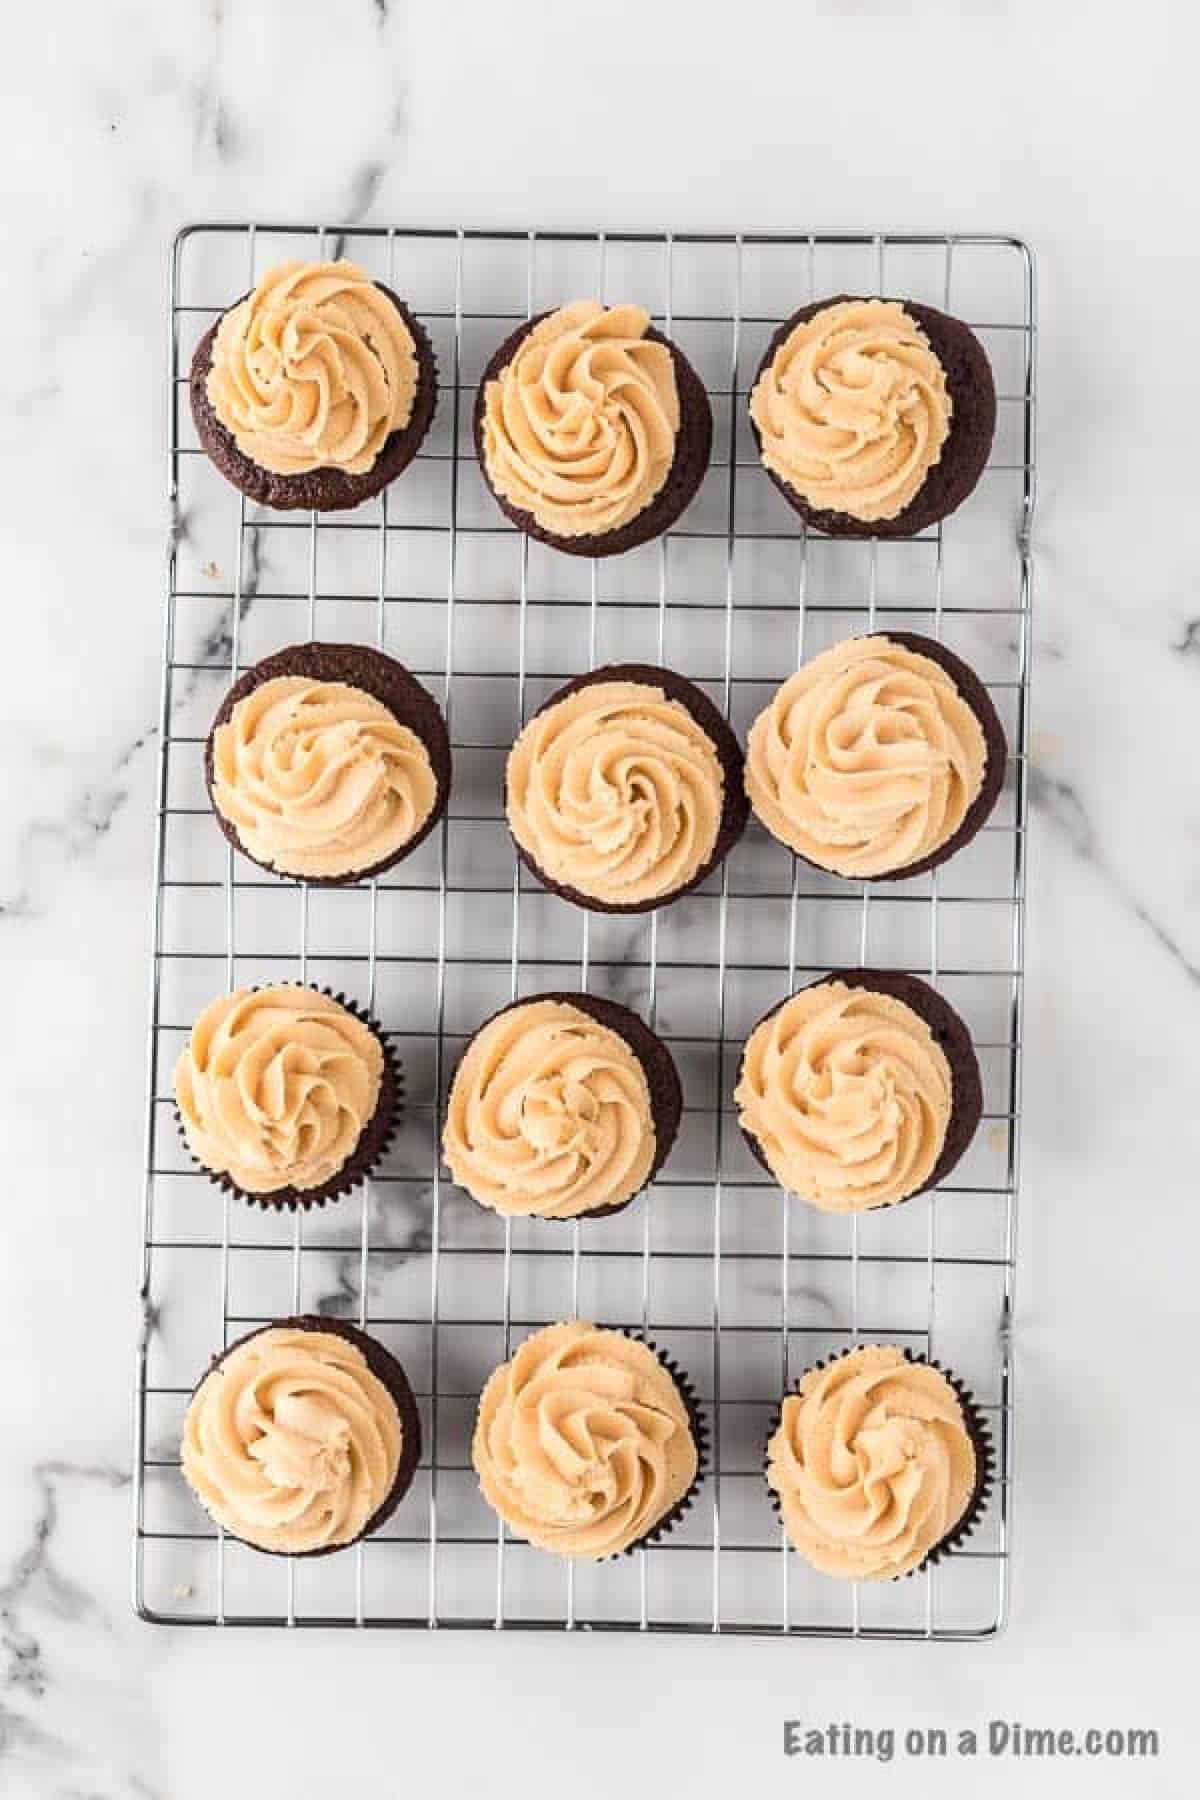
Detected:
[2,2,1197,1795]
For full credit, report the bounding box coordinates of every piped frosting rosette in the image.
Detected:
[480,302,680,538]
[735,979,955,1212]
[506,666,745,912]
[181,1317,421,1556]
[749,299,951,524]
[206,259,418,477]
[442,995,680,1221]
[473,1322,704,1557]
[765,1344,992,1580]
[745,635,990,880]
[211,675,438,880]
[174,985,401,1209]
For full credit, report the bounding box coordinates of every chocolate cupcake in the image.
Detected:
[507,663,747,913]
[443,992,681,1222]
[472,1322,704,1557]
[181,1316,421,1557]
[205,641,451,885]
[735,969,982,1213]
[748,296,995,537]
[174,985,400,1211]
[474,302,712,556]
[765,1344,992,1580]
[190,259,437,512]
[745,632,1006,881]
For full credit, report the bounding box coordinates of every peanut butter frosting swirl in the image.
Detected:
[735,982,951,1211]
[175,986,384,1195]
[443,999,656,1220]
[206,260,417,477]
[182,1327,402,1554]
[749,299,951,522]
[481,302,680,537]
[212,675,437,880]
[473,1322,698,1557]
[767,1346,976,1579]
[745,636,987,878]
[507,679,725,907]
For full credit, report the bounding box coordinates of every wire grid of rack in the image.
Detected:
[135,224,1035,1638]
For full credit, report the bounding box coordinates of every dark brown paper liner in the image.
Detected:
[443,990,683,1225]
[203,641,452,888]
[190,283,439,514]
[472,1324,708,1560]
[762,1346,995,1580]
[473,313,713,558]
[507,661,749,916]
[185,1314,422,1559]
[175,985,403,1213]
[613,1330,709,1558]
[736,967,983,1211]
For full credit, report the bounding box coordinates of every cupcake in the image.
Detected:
[748,296,995,537]
[174,985,400,1210]
[443,992,681,1222]
[765,1344,991,1580]
[506,663,747,912]
[472,1322,702,1557]
[745,632,1006,881]
[474,302,712,556]
[190,259,437,512]
[735,969,982,1212]
[181,1316,421,1556]
[205,641,451,884]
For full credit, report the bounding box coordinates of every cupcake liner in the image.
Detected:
[175,985,403,1213]
[762,1345,995,1580]
[204,640,452,889]
[186,1313,422,1559]
[506,662,748,916]
[607,1327,709,1559]
[473,313,712,558]
[190,282,439,514]
[442,991,683,1225]
[735,967,982,1212]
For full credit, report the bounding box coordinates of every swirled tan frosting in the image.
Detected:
[211,675,437,879]
[749,300,951,522]
[443,999,656,1219]
[206,260,417,476]
[181,1326,402,1553]
[507,679,724,907]
[480,302,680,537]
[735,981,951,1211]
[175,986,384,1195]
[767,1345,976,1579]
[745,636,987,878]
[473,1322,698,1557]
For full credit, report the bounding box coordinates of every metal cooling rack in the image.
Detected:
[134,225,1036,1638]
